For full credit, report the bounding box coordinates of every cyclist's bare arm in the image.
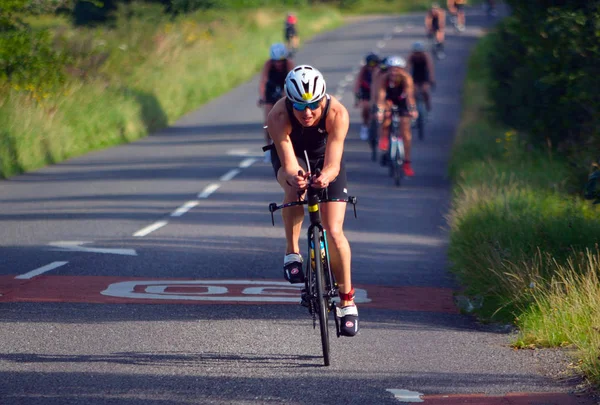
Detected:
[318,97,349,187]
[425,13,432,31]
[375,72,389,111]
[439,10,446,28]
[286,59,295,71]
[354,66,366,95]
[426,53,436,83]
[258,61,270,100]
[402,73,417,115]
[267,100,307,189]
[369,68,382,106]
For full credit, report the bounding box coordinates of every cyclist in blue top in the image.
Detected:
[265,65,359,337]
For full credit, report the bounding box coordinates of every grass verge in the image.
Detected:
[448,33,600,388]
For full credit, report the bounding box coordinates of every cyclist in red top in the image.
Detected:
[284,13,299,57]
[375,56,418,177]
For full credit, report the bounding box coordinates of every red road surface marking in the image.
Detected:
[420,392,595,404]
[0,275,459,313]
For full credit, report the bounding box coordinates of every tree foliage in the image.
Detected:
[488,1,599,152]
[0,0,67,92]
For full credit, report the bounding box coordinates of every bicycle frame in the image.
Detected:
[268,181,358,366]
[387,107,405,186]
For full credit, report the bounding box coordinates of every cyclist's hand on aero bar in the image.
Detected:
[311,169,332,189]
[286,169,310,190]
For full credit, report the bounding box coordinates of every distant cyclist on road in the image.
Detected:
[284,13,299,58]
[375,56,418,177]
[258,43,294,162]
[354,53,380,141]
[265,65,359,337]
[447,0,466,31]
[426,3,446,56]
[407,42,435,114]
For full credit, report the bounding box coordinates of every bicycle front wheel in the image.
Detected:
[312,230,330,366]
[394,140,405,187]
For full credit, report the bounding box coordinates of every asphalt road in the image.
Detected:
[0,6,596,405]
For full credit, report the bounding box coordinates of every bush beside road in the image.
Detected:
[449,33,600,390]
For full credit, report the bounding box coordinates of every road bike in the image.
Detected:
[268,170,357,366]
[387,106,406,187]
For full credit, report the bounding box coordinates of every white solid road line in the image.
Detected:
[171,201,199,217]
[239,158,258,168]
[220,169,241,182]
[198,183,220,198]
[15,261,69,280]
[133,221,168,237]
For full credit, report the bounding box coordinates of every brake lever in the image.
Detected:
[349,196,358,218]
[268,202,277,226]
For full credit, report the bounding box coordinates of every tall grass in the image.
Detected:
[448,33,600,387]
[0,4,343,178]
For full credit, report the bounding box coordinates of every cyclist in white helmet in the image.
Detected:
[375,55,418,176]
[258,43,295,162]
[264,64,359,337]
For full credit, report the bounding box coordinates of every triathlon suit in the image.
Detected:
[358,67,373,101]
[270,94,348,200]
[410,52,430,85]
[265,60,290,104]
[429,10,440,32]
[385,77,409,116]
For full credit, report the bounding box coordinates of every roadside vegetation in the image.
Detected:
[0,0,435,179]
[448,3,600,389]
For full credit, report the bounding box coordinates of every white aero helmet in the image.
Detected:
[270,43,288,60]
[386,55,407,69]
[284,65,327,103]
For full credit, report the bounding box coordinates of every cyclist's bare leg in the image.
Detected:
[436,29,445,44]
[378,112,391,151]
[420,83,432,111]
[458,9,465,27]
[360,100,370,126]
[263,103,274,144]
[401,116,412,161]
[321,202,353,306]
[277,169,305,255]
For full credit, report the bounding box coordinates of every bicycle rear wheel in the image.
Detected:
[312,230,330,366]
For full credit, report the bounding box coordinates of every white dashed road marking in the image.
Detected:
[16,261,69,280]
[171,201,199,217]
[133,221,168,237]
[220,169,241,182]
[239,158,258,168]
[198,183,220,199]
